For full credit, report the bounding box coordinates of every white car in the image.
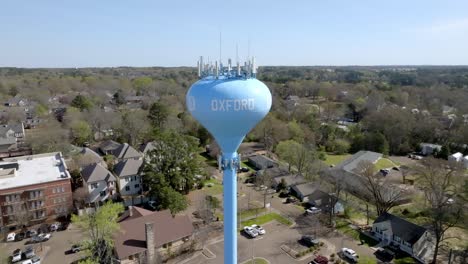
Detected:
[12,249,22,263]
[306,207,322,215]
[251,224,266,235]
[22,256,41,264]
[342,248,359,262]
[32,233,51,243]
[243,226,259,238]
[7,232,16,242]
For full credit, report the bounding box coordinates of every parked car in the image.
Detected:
[71,244,82,253]
[374,248,395,262]
[243,226,258,238]
[49,223,61,232]
[12,249,22,263]
[15,232,25,241]
[239,167,249,173]
[23,246,35,259]
[22,256,41,264]
[251,224,265,235]
[31,233,51,243]
[285,197,297,203]
[26,230,37,238]
[144,201,157,211]
[7,232,16,242]
[305,207,322,215]
[300,235,320,247]
[341,248,359,262]
[308,255,329,264]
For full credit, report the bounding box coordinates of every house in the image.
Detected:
[125,96,145,104]
[306,190,344,214]
[0,123,25,141]
[5,96,28,107]
[420,143,442,156]
[111,143,143,161]
[114,159,144,206]
[372,213,434,263]
[24,117,42,129]
[139,141,156,156]
[247,155,278,170]
[291,182,321,202]
[0,137,17,153]
[99,140,122,156]
[80,163,117,204]
[114,209,194,264]
[271,174,306,190]
[0,153,72,229]
[448,152,463,163]
[74,147,107,169]
[93,128,115,141]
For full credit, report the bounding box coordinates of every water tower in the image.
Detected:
[186,56,272,264]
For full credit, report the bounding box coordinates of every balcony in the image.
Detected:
[27,195,44,201]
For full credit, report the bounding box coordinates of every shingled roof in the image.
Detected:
[81,163,116,184]
[113,158,143,177]
[374,213,427,245]
[114,210,193,259]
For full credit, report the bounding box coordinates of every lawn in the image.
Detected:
[239,208,267,219]
[241,258,269,264]
[324,154,351,166]
[335,219,378,247]
[240,212,292,228]
[202,178,223,195]
[375,158,397,170]
[358,256,377,264]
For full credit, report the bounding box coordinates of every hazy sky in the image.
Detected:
[1,0,468,67]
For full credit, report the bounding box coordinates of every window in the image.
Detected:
[5,194,20,203]
[29,190,43,199]
[394,235,401,243]
[125,177,130,182]
[61,187,65,193]
[91,183,98,189]
[133,176,137,181]
[134,184,140,189]
[52,188,56,194]
[100,191,106,197]
[125,186,130,191]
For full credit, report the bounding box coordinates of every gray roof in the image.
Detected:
[336,151,382,173]
[0,123,24,137]
[99,140,121,153]
[81,163,116,183]
[272,174,306,187]
[114,158,144,177]
[139,141,155,154]
[374,213,427,245]
[77,148,105,167]
[248,155,278,170]
[0,137,16,146]
[112,143,142,160]
[292,182,320,197]
[257,167,290,178]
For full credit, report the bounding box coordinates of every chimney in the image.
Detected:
[145,222,156,264]
[128,206,133,217]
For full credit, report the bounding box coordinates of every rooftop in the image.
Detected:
[0,152,70,190]
[374,212,427,244]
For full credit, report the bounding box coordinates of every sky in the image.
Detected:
[1,0,468,67]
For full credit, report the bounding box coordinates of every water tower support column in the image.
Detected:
[222,151,239,264]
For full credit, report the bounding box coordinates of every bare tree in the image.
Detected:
[11,202,31,230]
[255,170,273,208]
[73,187,89,208]
[357,161,407,216]
[414,158,465,264]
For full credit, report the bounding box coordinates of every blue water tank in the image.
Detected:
[186,76,272,153]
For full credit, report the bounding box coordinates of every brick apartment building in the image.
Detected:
[0,152,73,232]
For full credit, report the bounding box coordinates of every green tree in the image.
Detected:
[70,120,91,146]
[71,202,124,264]
[9,85,19,97]
[437,144,450,159]
[288,120,305,143]
[206,195,221,215]
[276,139,316,179]
[132,77,152,94]
[113,90,126,105]
[159,186,189,216]
[148,101,169,130]
[71,94,93,111]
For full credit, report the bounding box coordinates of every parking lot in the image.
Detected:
[1,224,85,264]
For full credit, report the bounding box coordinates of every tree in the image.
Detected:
[205,195,221,215]
[255,170,273,208]
[119,110,151,146]
[159,186,189,216]
[12,202,31,230]
[71,202,124,264]
[148,101,169,130]
[414,158,465,264]
[358,161,407,216]
[144,131,204,214]
[70,120,92,146]
[71,94,93,111]
[28,119,70,153]
[275,140,317,179]
[132,77,153,95]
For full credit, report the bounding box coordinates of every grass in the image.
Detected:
[239,208,267,219]
[394,257,417,264]
[375,158,396,170]
[358,256,378,264]
[241,258,269,264]
[241,161,257,172]
[324,154,351,166]
[335,219,378,247]
[240,212,292,228]
[202,178,223,195]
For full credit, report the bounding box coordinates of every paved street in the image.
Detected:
[1,224,85,264]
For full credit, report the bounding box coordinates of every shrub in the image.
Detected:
[330,253,335,257]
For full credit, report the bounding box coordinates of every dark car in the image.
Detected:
[374,248,395,262]
[239,167,249,173]
[300,235,319,247]
[15,232,25,241]
[26,229,37,238]
[71,244,81,253]
[286,197,297,203]
[309,255,328,264]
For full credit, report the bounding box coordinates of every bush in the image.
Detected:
[330,253,335,257]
